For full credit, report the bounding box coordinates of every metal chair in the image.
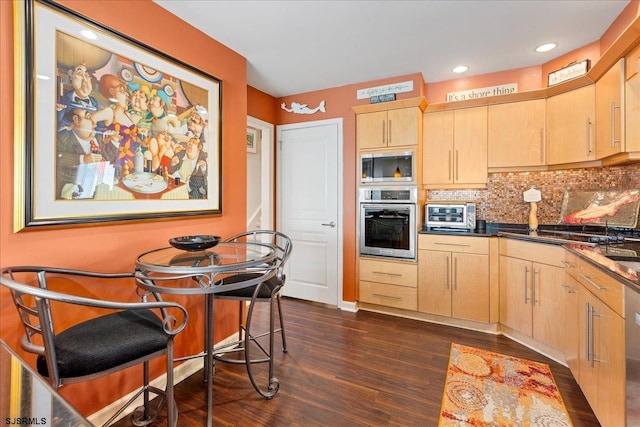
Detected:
[213,230,292,398]
[0,266,188,427]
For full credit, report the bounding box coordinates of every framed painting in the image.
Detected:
[13,0,222,231]
[246,128,257,154]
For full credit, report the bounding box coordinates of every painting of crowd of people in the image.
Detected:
[54,31,215,201]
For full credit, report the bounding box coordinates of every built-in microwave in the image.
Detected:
[360,150,415,184]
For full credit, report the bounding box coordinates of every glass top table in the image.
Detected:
[0,339,92,427]
[135,241,276,427]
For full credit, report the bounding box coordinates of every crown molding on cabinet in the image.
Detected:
[352,96,428,114]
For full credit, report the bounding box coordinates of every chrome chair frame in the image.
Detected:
[214,230,292,398]
[0,266,188,427]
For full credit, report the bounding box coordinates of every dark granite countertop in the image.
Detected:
[419,222,640,293]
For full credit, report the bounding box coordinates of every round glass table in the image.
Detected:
[135,242,276,427]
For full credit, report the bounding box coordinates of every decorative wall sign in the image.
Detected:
[446,83,518,102]
[14,0,222,230]
[281,100,326,114]
[356,80,413,100]
[370,93,396,104]
[547,59,590,86]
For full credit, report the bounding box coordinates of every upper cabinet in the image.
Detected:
[354,97,427,150]
[423,106,487,188]
[488,99,546,168]
[626,43,640,155]
[546,85,596,165]
[595,59,625,159]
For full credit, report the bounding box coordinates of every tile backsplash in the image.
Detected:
[426,164,640,225]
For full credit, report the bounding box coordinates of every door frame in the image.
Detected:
[276,118,345,309]
[247,115,274,230]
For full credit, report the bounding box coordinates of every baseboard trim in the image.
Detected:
[88,332,239,426]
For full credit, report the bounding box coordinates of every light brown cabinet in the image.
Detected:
[626,43,640,154]
[422,106,487,187]
[565,251,625,427]
[357,107,421,150]
[359,258,417,310]
[418,235,489,322]
[595,59,625,159]
[547,85,596,165]
[499,240,565,351]
[488,99,546,168]
[562,250,581,380]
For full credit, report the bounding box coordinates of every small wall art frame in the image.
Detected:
[246,128,258,154]
[13,0,222,231]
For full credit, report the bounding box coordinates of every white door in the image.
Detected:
[277,119,342,306]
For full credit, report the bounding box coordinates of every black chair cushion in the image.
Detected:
[37,309,168,379]
[216,273,280,299]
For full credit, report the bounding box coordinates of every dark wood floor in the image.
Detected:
[112,297,600,426]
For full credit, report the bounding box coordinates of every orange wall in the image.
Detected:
[0,0,248,417]
[272,73,425,302]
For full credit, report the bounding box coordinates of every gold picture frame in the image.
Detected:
[14,0,222,230]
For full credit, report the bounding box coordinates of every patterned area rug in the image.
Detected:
[439,343,573,426]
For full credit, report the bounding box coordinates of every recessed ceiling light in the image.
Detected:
[452,65,469,74]
[536,43,557,53]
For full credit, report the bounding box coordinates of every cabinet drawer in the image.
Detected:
[359,281,418,310]
[359,259,417,288]
[578,260,624,316]
[564,250,581,280]
[419,234,488,254]
[499,238,565,267]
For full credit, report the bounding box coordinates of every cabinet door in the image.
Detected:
[418,250,451,316]
[423,110,454,185]
[626,59,640,152]
[547,85,596,164]
[357,111,387,149]
[596,59,624,159]
[387,108,420,147]
[578,287,599,413]
[596,301,625,427]
[452,253,489,322]
[488,99,545,167]
[531,263,565,350]
[563,275,581,380]
[499,256,532,336]
[454,106,488,185]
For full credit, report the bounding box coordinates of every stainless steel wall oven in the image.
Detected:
[359,187,417,260]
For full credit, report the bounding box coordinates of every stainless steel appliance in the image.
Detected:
[626,286,640,426]
[360,150,415,184]
[359,187,417,260]
[425,202,476,230]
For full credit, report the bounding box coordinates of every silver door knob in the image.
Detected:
[321,221,336,228]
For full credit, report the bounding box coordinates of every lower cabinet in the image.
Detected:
[499,240,566,351]
[418,235,490,322]
[568,254,626,427]
[359,258,417,310]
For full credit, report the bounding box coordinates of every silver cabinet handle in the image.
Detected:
[531,268,538,306]
[445,256,450,289]
[586,118,592,157]
[321,221,336,228]
[579,273,607,291]
[524,266,530,304]
[610,101,621,147]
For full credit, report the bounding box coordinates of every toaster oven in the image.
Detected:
[425,202,476,230]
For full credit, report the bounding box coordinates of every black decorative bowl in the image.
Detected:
[169,235,221,252]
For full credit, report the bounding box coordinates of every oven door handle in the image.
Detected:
[322,221,336,228]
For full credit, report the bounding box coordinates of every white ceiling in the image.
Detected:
[154,0,630,98]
